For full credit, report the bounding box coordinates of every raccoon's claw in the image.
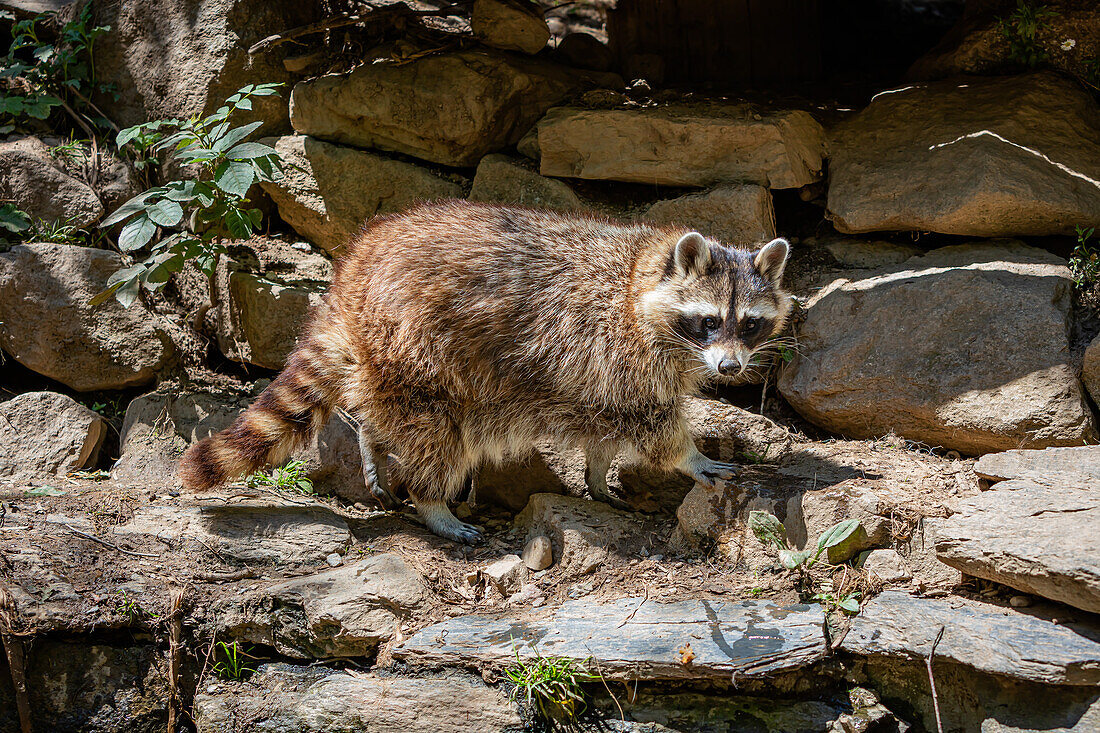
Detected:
[691,459,740,488]
[436,520,484,545]
[590,490,632,512]
[369,484,403,511]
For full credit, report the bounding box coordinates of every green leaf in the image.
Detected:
[141,249,185,286]
[118,215,156,251]
[816,519,861,552]
[234,97,252,111]
[213,120,263,153]
[145,198,183,227]
[748,511,785,549]
[0,203,30,233]
[115,277,141,308]
[223,207,254,239]
[214,159,255,198]
[90,264,144,307]
[225,141,276,160]
[778,549,811,570]
[101,189,163,227]
[838,597,861,614]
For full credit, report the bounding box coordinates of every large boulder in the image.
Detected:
[0,244,171,391]
[827,72,1100,237]
[85,0,318,132]
[468,153,582,210]
[259,135,463,253]
[0,137,102,226]
[641,184,776,246]
[471,0,550,54]
[215,238,332,369]
[536,105,825,188]
[290,50,618,167]
[778,241,1095,454]
[908,0,1099,83]
[0,391,105,480]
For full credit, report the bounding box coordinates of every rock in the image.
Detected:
[975,444,1100,486]
[827,72,1100,237]
[819,238,922,269]
[522,535,553,571]
[1081,337,1100,419]
[193,664,522,733]
[0,392,105,480]
[840,591,1100,686]
[215,241,331,369]
[260,135,462,254]
[471,0,549,54]
[594,691,858,733]
[536,105,825,188]
[395,597,827,680]
[859,549,912,584]
[1010,595,1032,608]
[778,242,1095,454]
[785,483,891,564]
[468,153,582,210]
[325,552,342,567]
[86,0,317,132]
[554,32,614,71]
[907,1,1100,84]
[930,479,1100,613]
[114,503,350,565]
[0,244,172,391]
[641,184,776,246]
[516,125,540,160]
[219,554,424,658]
[0,137,103,226]
[482,554,527,594]
[290,50,618,167]
[515,494,643,575]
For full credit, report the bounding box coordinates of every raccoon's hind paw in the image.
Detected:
[690,458,740,489]
[419,501,484,544]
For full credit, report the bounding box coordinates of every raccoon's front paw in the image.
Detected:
[689,458,740,489]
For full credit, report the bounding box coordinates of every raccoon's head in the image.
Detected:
[640,232,793,380]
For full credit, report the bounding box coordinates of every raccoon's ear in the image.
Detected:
[754,238,789,286]
[672,232,710,276]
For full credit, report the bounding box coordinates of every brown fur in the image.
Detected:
[179,201,791,541]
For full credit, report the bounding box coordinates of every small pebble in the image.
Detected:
[455,502,473,520]
[325,553,342,567]
[1009,595,1032,608]
[522,535,553,571]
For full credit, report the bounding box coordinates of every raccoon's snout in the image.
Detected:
[717,358,739,376]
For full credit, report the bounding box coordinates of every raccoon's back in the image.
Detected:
[333,202,671,401]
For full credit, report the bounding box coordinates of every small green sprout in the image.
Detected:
[211,640,256,681]
[749,511,860,571]
[246,459,314,495]
[505,645,599,722]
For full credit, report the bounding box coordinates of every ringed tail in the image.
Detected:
[178,336,343,491]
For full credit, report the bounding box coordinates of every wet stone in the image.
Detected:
[395,597,827,680]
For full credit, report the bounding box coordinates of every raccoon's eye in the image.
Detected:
[702,316,720,331]
[742,318,760,334]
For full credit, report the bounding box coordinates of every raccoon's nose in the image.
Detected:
[717,358,740,376]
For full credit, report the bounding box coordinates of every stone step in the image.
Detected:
[395,597,827,680]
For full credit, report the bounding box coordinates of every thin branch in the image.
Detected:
[926,625,946,733]
[66,526,160,558]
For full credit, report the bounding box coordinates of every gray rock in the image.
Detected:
[0,392,105,480]
[1083,335,1100,410]
[778,242,1095,454]
[0,244,172,391]
[522,535,553,571]
[194,664,523,733]
[291,50,618,167]
[641,184,776,247]
[469,153,582,210]
[260,135,462,254]
[471,0,549,54]
[820,238,922,269]
[827,72,1100,237]
[841,591,1100,686]
[554,32,614,72]
[515,494,643,575]
[114,502,350,565]
[482,554,527,595]
[859,549,913,583]
[87,0,316,132]
[975,445,1100,486]
[537,105,825,188]
[931,479,1100,613]
[219,554,425,658]
[0,137,102,226]
[395,597,827,680]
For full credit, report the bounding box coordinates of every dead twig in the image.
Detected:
[66,526,160,558]
[166,587,186,733]
[192,568,256,583]
[926,625,946,733]
[616,588,648,628]
[0,583,32,733]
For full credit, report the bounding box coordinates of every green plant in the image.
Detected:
[749,511,860,571]
[813,588,861,615]
[92,83,285,314]
[0,204,30,236]
[505,646,598,722]
[777,344,796,364]
[28,215,84,243]
[998,1,1058,69]
[246,459,314,495]
[211,641,256,681]
[0,5,113,135]
[115,590,158,622]
[1070,225,1099,286]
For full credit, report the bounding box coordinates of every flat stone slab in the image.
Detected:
[930,479,1100,614]
[395,597,827,680]
[975,445,1100,487]
[840,591,1100,686]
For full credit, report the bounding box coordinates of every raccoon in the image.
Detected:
[179,201,792,543]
